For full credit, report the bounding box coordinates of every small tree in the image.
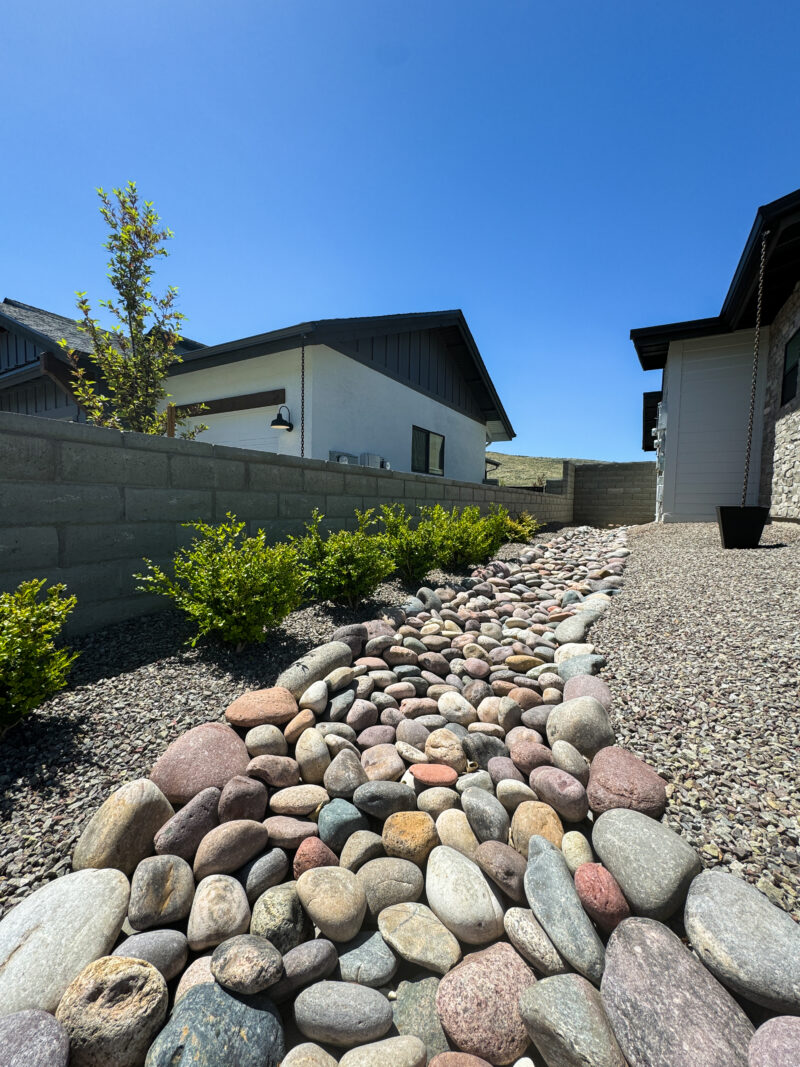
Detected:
[61,181,205,437]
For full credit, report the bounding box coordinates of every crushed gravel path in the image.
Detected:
[592,520,800,920]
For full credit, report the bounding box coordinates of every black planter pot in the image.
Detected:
[716,505,769,549]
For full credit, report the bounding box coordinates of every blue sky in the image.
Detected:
[3,1,799,460]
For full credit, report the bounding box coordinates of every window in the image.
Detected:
[781,328,800,406]
[412,425,445,475]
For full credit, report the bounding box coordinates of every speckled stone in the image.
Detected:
[509,801,564,855]
[276,641,354,699]
[352,780,417,819]
[263,816,319,849]
[417,786,460,819]
[574,863,631,933]
[267,938,338,1003]
[323,749,370,798]
[293,837,339,879]
[550,740,590,786]
[529,766,589,823]
[174,956,214,1003]
[337,930,398,987]
[187,874,251,951]
[295,729,332,784]
[318,798,369,854]
[250,881,312,954]
[340,830,385,872]
[72,778,174,877]
[113,929,188,981]
[293,981,393,1047]
[225,686,298,728]
[149,722,250,806]
[193,819,269,880]
[435,943,536,1065]
[748,1017,800,1067]
[357,857,424,922]
[210,934,283,994]
[244,723,288,757]
[296,867,367,942]
[247,754,301,789]
[154,787,220,863]
[0,1010,69,1066]
[461,787,510,843]
[545,696,614,759]
[503,907,567,977]
[601,917,754,1067]
[426,846,505,945]
[393,975,450,1061]
[519,973,626,1067]
[218,775,269,822]
[429,1056,492,1067]
[378,902,461,974]
[282,1043,338,1067]
[383,811,439,865]
[587,746,667,819]
[269,784,329,817]
[128,854,194,929]
[474,840,527,903]
[236,848,290,904]
[339,1036,427,1067]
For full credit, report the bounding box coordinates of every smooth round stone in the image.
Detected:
[327,665,357,692]
[357,857,424,922]
[72,778,173,877]
[247,754,301,788]
[149,722,250,806]
[505,726,543,749]
[561,830,593,874]
[154,787,220,863]
[474,840,527,903]
[393,974,450,1061]
[294,981,393,1047]
[236,848,290,903]
[0,868,129,1015]
[462,733,509,770]
[557,654,606,681]
[545,697,614,759]
[145,982,284,1067]
[461,787,510,843]
[300,679,330,714]
[326,735,361,760]
[429,1057,492,1067]
[563,673,612,709]
[263,816,319,849]
[519,973,626,1067]
[286,709,318,744]
[510,801,564,854]
[128,854,194,929]
[530,766,589,823]
[337,930,398,987]
[438,692,478,726]
[55,956,167,1067]
[353,780,417,819]
[587,746,667,818]
[383,811,439,865]
[425,729,467,773]
[282,1043,339,1066]
[268,939,339,1003]
[218,775,268,822]
[455,769,494,794]
[509,740,553,776]
[293,838,339,879]
[592,808,702,921]
[340,830,385,872]
[487,756,525,785]
[174,955,214,1002]
[225,685,298,728]
[417,787,459,819]
[684,868,800,1013]
[210,933,283,994]
[521,705,552,732]
[748,1017,800,1066]
[193,819,269,879]
[339,1036,427,1067]
[417,714,447,731]
[551,739,590,786]
[574,863,631,933]
[187,875,251,951]
[509,685,544,707]
[409,763,458,787]
[251,882,312,954]
[346,699,379,732]
[396,719,431,749]
[0,1010,69,1066]
[269,785,329,817]
[496,779,537,811]
[276,641,354,699]
[378,903,461,974]
[295,729,332,784]
[361,743,405,781]
[435,809,479,859]
[297,867,367,941]
[601,917,755,1067]
[436,943,535,1065]
[359,726,397,751]
[425,846,505,945]
[503,907,568,977]
[318,798,369,854]
[113,929,188,981]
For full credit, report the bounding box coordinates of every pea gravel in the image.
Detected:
[592,520,800,920]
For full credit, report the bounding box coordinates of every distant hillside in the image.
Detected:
[486,452,610,487]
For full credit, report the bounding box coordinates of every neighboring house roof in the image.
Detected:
[631,187,800,370]
[169,309,515,440]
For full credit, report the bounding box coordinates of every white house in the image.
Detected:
[632,188,800,523]
[0,306,514,485]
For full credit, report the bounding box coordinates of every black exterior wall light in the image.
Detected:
[270,405,293,432]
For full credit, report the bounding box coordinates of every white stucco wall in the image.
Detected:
[309,345,489,482]
[660,329,768,521]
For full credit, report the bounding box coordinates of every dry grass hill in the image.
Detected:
[486,452,609,487]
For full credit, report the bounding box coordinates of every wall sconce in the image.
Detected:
[270,405,294,432]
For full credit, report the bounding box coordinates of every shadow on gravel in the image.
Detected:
[0,712,84,807]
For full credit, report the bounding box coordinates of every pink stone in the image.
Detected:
[292,837,339,879]
[587,746,668,819]
[409,764,458,787]
[224,686,298,728]
[262,816,319,849]
[574,862,631,933]
[509,740,553,776]
[150,723,249,806]
[530,766,589,823]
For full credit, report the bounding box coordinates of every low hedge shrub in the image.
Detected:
[293,509,396,608]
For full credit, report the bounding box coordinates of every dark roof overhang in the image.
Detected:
[630,187,800,370]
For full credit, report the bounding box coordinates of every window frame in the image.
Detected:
[781,327,800,407]
[411,424,445,476]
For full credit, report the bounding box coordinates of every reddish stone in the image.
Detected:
[193,819,269,879]
[284,709,316,745]
[418,652,450,677]
[408,764,458,787]
[429,1056,492,1067]
[224,686,298,728]
[246,755,300,789]
[154,787,220,862]
[346,700,378,732]
[149,723,249,806]
[263,816,319,849]
[400,698,439,719]
[587,746,668,819]
[357,725,396,749]
[508,686,543,709]
[574,862,631,933]
[491,681,517,697]
[509,740,553,776]
[487,756,525,786]
[563,674,612,709]
[530,766,589,823]
[292,837,339,879]
[218,775,268,822]
[354,656,390,670]
[464,657,491,680]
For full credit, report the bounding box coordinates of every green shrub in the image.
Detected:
[136,514,302,648]
[503,509,543,543]
[0,579,79,733]
[294,509,396,608]
[380,503,441,585]
[428,504,509,569]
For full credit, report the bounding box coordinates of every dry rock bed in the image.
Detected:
[1,525,799,1067]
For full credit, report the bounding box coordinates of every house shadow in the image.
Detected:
[0,711,84,809]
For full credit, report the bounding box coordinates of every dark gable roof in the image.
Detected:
[631,187,800,370]
[170,309,515,439]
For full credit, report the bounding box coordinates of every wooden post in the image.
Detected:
[166,403,176,438]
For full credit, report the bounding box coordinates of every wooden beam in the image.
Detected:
[174,388,285,417]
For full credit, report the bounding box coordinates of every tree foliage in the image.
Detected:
[61,181,205,437]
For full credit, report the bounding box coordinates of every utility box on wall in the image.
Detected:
[329,451,359,465]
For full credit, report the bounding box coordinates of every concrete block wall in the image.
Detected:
[0,411,573,634]
[572,462,657,526]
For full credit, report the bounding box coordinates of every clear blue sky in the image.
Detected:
[3,1,799,460]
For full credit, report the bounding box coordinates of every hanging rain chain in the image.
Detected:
[300,340,306,458]
[741,229,770,506]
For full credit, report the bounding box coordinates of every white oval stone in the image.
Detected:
[425,845,505,944]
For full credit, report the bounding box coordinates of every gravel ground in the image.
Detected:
[593,520,800,920]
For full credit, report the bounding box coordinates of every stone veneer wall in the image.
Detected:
[759,281,800,520]
[0,411,574,634]
[572,462,657,527]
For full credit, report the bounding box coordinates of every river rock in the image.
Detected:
[435,809,480,858]
[187,874,250,950]
[519,973,626,1067]
[251,881,312,954]
[294,981,393,1047]
[144,981,284,1066]
[0,867,129,1015]
[245,723,288,756]
[592,808,702,920]
[684,868,800,1013]
[268,939,339,1003]
[378,902,461,974]
[0,1010,70,1066]
[575,862,631,933]
[263,816,319,849]
[748,1017,800,1066]
[474,840,527,902]
[269,784,329,817]
[562,673,612,709]
[174,956,214,1003]
[55,956,167,1067]
[296,867,367,941]
[293,837,339,878]
[210,933,283,994]
[72,778,173,877]
[393,975,450,1061]
[561,830,593,873]
[587,746,667,818]
[600,917,754,1066]
[338,930,398,987]
[429,1057,492,1067]
[503,907,567,977]
[353,780,417,819]
[362,742,405,780]
[530,766,589,822]
[426,845,505,944]
[153,787,220,862]
[340,830,385,872]
[418,786,460,818]
[128,854,195,929]
[225,686,298,728]
[248,754,301,789]
[545,696,614,758]
[383,811,439,865]
[435,943,535,1065]
[550,739,590,786]
[324,749,369,798]
[113,930,188,981]
[149,723,250,805]
[357,857,424,921]
[496,780,537,811]
[461,787,510,843]
[318,798,369,853]
[282,1044,339,1067]
[276,641,354,699]
[339,1036,427,1067]
[193,819,269,879]
[237,848,290,903]
[218,775,268,822]
[510,801,564,854]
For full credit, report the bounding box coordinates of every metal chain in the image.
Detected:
[741,229,770,505]
[300,340,305,458]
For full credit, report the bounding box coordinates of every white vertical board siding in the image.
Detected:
[661,330,768,521]
[310,345,488,482]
